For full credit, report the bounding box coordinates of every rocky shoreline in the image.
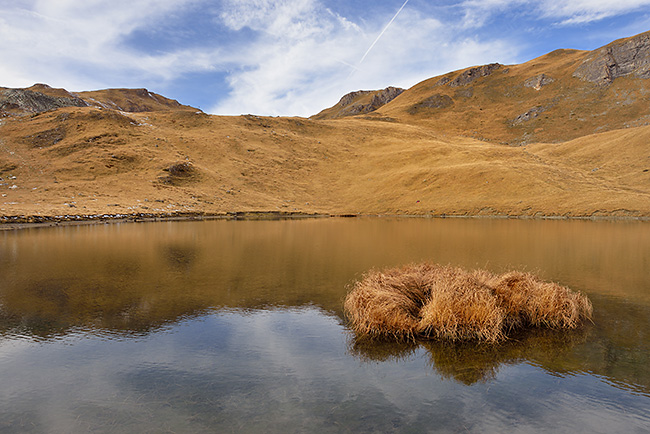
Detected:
[0,211,336,230]
[1,211,647,231]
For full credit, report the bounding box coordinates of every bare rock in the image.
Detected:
[338,90,372,108]
[573,32,650,85]
[512,106,546,125]
[524,74,555,90]
[448,63,502,87]
[336,86,405,117]
[364,86,404,111]
[0,87,87,115]
[434,76,451,86]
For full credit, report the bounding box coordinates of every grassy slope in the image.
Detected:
[376,49,650,145]
[1,104,649,218]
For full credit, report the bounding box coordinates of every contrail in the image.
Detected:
[357,0,410,66]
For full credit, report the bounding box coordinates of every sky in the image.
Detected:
[1,0,650,117]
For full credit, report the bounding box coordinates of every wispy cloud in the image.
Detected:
[460,0,650,27]
[540,0,650,25]
[211,1,519,116]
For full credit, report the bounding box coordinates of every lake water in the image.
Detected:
[1,218,649,433]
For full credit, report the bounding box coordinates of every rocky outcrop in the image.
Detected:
[448,63,502,87]
[434,76,451,86]
[573,31,650,85]
[367,86,404,107]
[524,74,554,90]
[511,106,547,125]
[313,86,405,119]
[337,86,404,116]
[0,87,87,115]
[337,90,372,108]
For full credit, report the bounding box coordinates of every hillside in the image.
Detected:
[1,31,650,223]
[317,31,650,146]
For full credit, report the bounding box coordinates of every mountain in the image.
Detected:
[1,31,650,223]
[315,31,650,146]
[0,84,197,117]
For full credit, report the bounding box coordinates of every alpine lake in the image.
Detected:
[1,217,648,433]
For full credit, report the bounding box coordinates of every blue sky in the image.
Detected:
[1,0,650,116]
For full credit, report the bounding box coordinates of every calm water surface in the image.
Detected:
[0,218,649,433]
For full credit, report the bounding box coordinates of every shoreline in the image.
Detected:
[1,211,648,230]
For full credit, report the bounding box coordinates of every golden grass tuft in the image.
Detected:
[344,263,592,343]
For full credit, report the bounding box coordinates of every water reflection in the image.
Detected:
[2,306,647,433]
[0,218,649,430]
[164,244,198,272]
[350,328,591,385]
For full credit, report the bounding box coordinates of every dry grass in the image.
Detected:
[2,103,650,218]
[344,263,593,343]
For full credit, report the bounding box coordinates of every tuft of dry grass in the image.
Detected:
[344,263,593,343]
[490,271,593,330]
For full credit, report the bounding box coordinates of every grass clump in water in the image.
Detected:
[344,263,592,343]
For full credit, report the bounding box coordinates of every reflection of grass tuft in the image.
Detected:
[344,263,592,343]
[349,322,591,385]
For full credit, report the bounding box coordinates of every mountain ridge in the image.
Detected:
[0,84,198,117]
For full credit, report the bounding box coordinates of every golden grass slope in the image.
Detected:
[1,105,649,219]
[321,30,650,146]
[344,263,593,342]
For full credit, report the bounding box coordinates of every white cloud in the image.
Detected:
[211,3,520,116]
[0,0,217,90]
[460,0,650,27]
[540,0,650,25]
[459,0,527,28]
[221,0,333,38]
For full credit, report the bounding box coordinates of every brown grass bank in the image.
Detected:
[344,263,593,343]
